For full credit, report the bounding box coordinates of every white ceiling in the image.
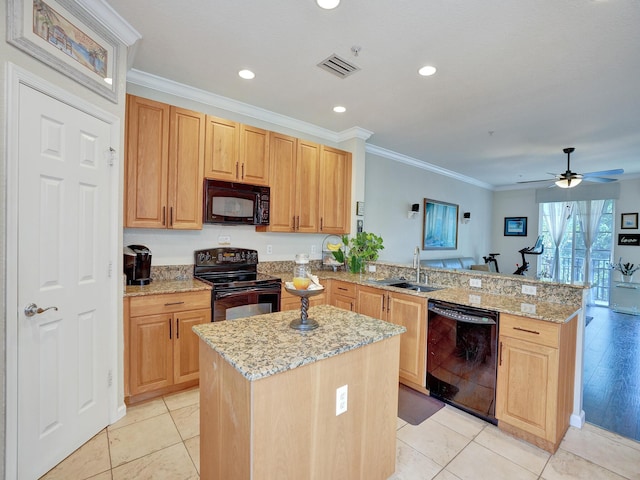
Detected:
[104,0,640,189]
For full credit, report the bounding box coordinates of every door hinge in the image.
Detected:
[106,147,116,166]
[108,261,113,277]
[107,369,113,387]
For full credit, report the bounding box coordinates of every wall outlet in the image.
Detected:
[522,284,537,295]
[266,245,273,255]
[218,235,231,245]
[311,244,317,254]
[470,278,482,288]
[468,294,481,304]
[336,385,348,416]
[521,303,537,314]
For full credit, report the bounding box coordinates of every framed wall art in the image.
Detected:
[422,199,458,250]
[504,217,527,236]
[7,0,119,102]
[621,213,638,230]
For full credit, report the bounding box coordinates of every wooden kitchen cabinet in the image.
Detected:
[357,285,427,387]
[319,146,352,234]
[496,313,577,453]
[329,280,357,311]
[125,95,205,229]
[126,290,211,403]
[260,134,351,234]
[203,116,270,186]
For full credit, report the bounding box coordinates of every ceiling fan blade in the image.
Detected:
[582,168,624,177]
[517,178,554,184]
[583,177,617,183]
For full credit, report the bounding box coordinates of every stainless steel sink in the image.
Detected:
[387,282,442,293]
[366,278,441,293]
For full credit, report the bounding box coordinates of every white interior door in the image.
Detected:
[16,83,112,478]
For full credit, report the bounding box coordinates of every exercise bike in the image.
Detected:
[513,236,544,275]
[483,253,500,273]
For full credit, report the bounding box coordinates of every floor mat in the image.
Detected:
[397,384,445,425]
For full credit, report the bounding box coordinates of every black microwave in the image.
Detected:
[203,179,270,225]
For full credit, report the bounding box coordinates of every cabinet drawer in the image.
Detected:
[332,281,356,299]
[500,313,560,348]
[130,291,211,317]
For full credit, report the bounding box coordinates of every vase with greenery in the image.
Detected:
[331,232,384,274]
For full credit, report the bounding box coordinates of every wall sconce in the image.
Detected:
[408,203,420,219]
[461,212,471,224]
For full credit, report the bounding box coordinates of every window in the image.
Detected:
[538,200,614,305]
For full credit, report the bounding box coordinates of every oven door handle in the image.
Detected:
[215,286,280,298]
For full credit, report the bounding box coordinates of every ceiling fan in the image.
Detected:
[518,147,624,188]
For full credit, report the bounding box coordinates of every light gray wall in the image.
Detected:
[363,153,493,264]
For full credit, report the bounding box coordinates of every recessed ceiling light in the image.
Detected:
[238,69,255,80]
[418,65,437,76]
[317,0,340,9]
[333,106,346,113]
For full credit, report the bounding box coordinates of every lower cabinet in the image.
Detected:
[496,313,577,453]
[357,285,427,387]
[125,290,211,403]
[329,280,357,311]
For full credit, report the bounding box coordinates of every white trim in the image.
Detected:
[5,63,123,478]
[366,143,495,190]
[127,68,363,144]
[75,0,141,47]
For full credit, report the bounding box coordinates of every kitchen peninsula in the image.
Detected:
[193,304,406,480]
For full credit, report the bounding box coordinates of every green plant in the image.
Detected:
[332,232,384,273]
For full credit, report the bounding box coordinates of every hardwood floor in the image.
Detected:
[584,305,640,441]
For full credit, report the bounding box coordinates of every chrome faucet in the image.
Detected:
[413,246,421,282]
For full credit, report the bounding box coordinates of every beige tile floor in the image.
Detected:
[41,386,640,480]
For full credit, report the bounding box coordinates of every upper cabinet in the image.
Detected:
[319,146,352,234]
[125,95,205,230]
[203,116,269,186]
[261,134,351,234]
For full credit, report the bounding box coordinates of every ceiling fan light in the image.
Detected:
[555,177,582,188]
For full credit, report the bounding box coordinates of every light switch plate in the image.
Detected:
[522,284,537,295]
[336,385,348,416]
[521,303,537,314]
[470,278,482,288]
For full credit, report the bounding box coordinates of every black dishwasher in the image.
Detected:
[427,300,499,424]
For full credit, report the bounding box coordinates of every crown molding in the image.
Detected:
[365,144,494,190]
[75,0,141,47]
[126,69,372,145]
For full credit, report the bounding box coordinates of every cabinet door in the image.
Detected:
[125,95,170,228]
[319,146,352,234]
[173,308,211,384]
[387,293,426,386]
[295,140,321,232]
[239,124,270,186]
[356,286,386,320]
[496,336,558,440]
[266,133,297,232]
[130,313,173,395]
[204,115,239,181]
[168,106,205,230]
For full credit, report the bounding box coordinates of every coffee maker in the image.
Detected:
[124,245,152,285]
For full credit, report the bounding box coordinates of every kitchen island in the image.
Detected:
[193,304,406,480]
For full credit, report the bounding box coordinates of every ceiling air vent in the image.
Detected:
[317,54,360,79]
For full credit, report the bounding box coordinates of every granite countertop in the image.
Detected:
[276,271,580,323]
[192,304,406,381]
[124,279,211,297]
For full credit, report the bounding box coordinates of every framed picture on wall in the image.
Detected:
[7,0,119,102]
[422,199,458,250]
[504,217,527,236]
[621,213,638,230]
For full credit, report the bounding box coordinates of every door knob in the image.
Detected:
[24,303,58,317]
